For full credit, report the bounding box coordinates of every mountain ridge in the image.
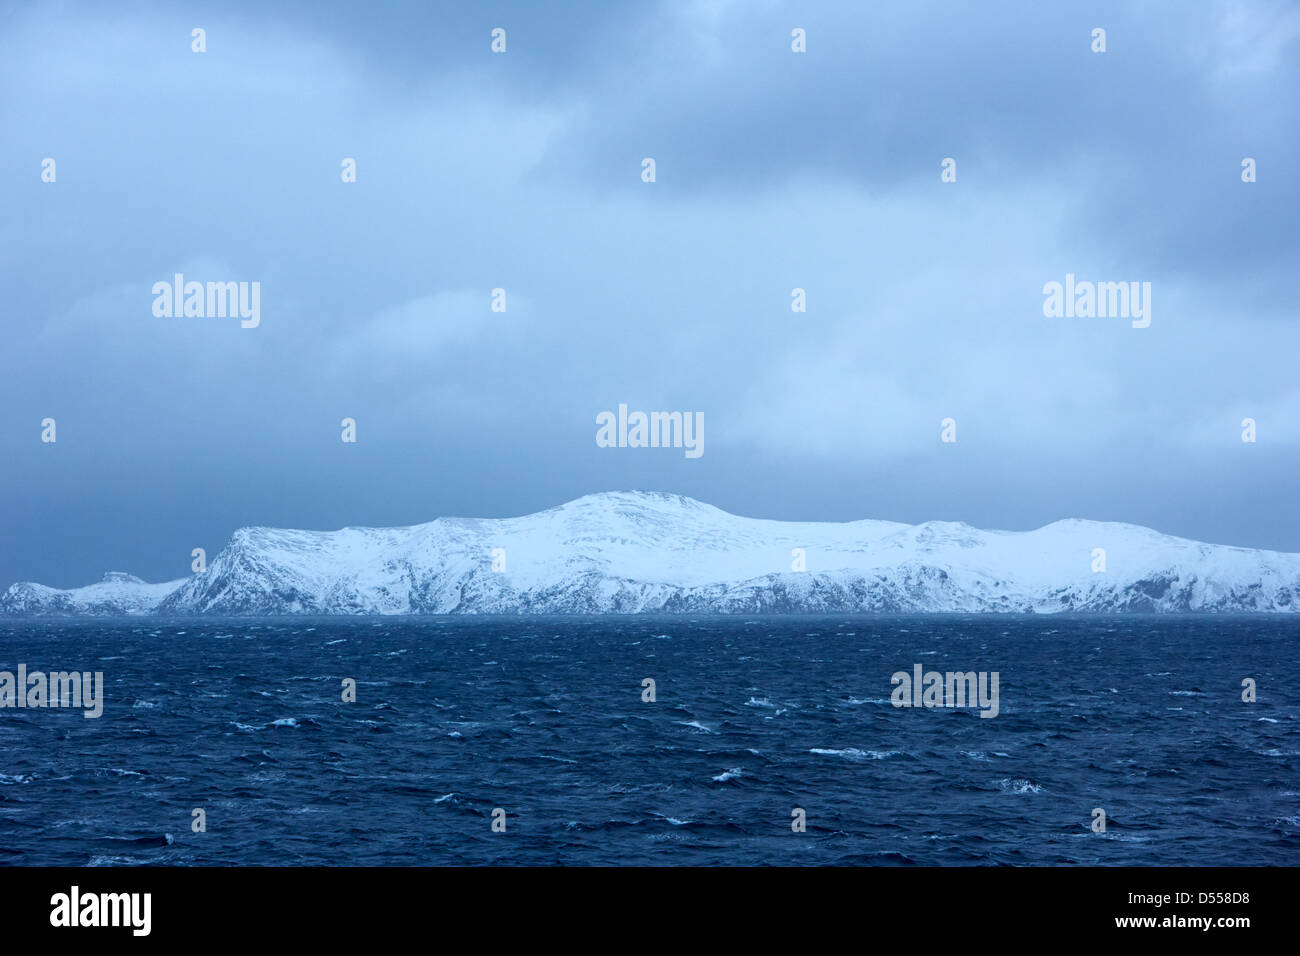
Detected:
[3,491,1296,616]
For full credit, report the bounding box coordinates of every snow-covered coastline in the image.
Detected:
[3,492,1297,615]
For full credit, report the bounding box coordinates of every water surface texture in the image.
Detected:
[1,617,1297,865]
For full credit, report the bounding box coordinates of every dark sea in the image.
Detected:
[1,616,1297,866]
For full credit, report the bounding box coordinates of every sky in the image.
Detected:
[1,0,1298,589]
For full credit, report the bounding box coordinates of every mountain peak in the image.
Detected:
[100,571,144,584]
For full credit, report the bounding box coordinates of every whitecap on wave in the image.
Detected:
[810,748,902,761]
[676,720,714,733]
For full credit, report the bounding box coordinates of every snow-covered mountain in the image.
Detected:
[3,492,1297,615]
[0,571,187,617]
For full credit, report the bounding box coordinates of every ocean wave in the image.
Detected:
[88,855,146,867]
[677,720,714,733]
[810,748,903,761]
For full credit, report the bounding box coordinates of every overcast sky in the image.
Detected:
[2,0,1297,588]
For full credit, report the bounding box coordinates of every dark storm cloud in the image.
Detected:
[0,0,1296,589]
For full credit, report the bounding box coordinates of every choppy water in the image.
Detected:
[1,616,1298,865]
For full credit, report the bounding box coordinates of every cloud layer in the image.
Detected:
[2,1,1297,587]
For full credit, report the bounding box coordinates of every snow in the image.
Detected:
[1,572,186,616]
[3,491,1296,615]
